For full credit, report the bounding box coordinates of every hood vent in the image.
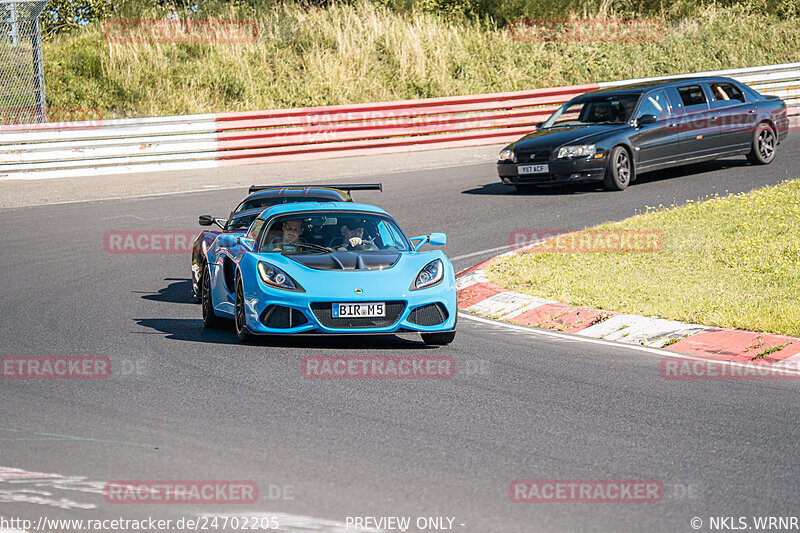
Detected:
[288,252,401,271]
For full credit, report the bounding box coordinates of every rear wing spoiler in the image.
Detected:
[248,183,383,195]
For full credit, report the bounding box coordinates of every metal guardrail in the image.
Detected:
[0,63,798,181]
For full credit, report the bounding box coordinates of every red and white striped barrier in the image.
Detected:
[1,63,798,181]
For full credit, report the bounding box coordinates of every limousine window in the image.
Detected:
[677,85,707,106]
[637,90,670,120]
[710,82,745,104]
[543,94,641,128]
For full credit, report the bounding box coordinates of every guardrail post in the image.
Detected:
[7,1,18,45]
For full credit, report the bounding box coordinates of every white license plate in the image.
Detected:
[518,164,549,175]
[332,302,386,318]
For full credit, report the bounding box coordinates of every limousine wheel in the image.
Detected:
[603,146,633,191]
[746,122,776,165]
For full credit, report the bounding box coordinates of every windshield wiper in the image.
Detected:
[276,242,334,254]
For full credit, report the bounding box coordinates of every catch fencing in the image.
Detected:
[0,0,48,125]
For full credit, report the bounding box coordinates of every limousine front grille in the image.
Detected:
[518,150,553,162]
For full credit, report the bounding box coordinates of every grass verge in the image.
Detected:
[486,180,800,337]
[43,1,800,117]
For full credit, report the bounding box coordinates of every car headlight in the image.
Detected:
[257,262,304,291]
[557,145,597,158]
[412,259,444,290]
[499,149,517,163]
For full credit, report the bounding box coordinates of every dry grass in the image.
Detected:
[43,1,800,117]
[487,181,800,336]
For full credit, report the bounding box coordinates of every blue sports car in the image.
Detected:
[201,202,457,345]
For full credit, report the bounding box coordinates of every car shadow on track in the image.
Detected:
[134,318,437,349]
[137,279,196,304]
[634,158,751,185]
[463,182,599,196]
[463,157,752,196]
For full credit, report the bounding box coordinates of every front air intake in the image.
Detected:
[408,303,449,326]
[260,305,308,328]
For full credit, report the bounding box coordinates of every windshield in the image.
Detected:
[258,212,409,254]
[225,213,260,232]
[235,195,341,213]
[542,94,641,128]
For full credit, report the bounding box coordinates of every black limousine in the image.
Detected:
[497,76,790,191]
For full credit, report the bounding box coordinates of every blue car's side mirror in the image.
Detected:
[410,233,447,251]
[428,232,447,246]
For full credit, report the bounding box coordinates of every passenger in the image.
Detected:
[272,219,306,251]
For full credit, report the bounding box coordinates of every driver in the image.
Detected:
[592,102,610,122]
[272,219,306,251]
[336,219,377,251]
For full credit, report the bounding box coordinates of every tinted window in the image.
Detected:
[637,90,670,120]
[677,85,707,107]
[543,94,641,128]
[258,212,409,254]
[709,82,745,104]
[225,213,260,232]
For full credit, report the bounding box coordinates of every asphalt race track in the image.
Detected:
[2,137,800,532]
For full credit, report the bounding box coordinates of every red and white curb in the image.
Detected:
[457,257,800,367]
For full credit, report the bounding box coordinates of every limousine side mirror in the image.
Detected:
[535,122,544,130]
[636,114,657,127]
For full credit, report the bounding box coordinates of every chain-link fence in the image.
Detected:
[0,0,48,125]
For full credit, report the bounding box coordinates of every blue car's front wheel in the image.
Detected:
[234,277,255,343]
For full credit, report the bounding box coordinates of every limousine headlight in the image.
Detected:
[499,149,517,163]
[557,145,596,158]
